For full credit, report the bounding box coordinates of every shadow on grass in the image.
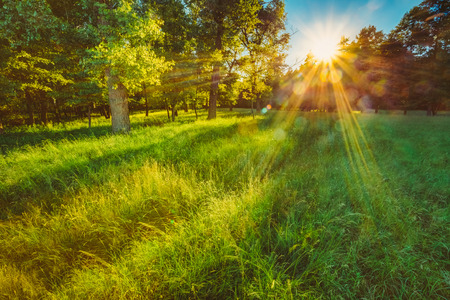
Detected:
[0,121,242,218]
[0,125,112,155]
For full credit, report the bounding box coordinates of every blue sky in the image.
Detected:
[284,0,423,66]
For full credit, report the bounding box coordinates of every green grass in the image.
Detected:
[0,109,448,299]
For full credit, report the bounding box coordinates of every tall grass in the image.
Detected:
[0,110,448,299]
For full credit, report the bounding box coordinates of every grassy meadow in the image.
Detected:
[0,109,449,299]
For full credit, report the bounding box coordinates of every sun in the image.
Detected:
[309,35,340,62]
[299,16,348,64]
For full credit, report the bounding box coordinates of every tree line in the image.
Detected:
[0,0,448,133]
[283,0,449,116]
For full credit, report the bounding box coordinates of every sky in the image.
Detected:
[284,0,423,67]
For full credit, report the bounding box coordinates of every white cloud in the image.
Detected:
[366,0,384,12]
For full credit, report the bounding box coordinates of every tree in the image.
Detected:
[348,26,386,113]
[234,0,289,114]
[5,51,71,125]
[391,0,450,115]
[0,36,13,130]
[81,0,171,133]
[147,0,195,121]
[0,0,71,125]
[188,0,240,119]
[380,36,414,114]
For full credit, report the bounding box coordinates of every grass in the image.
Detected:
[0,109,448,299]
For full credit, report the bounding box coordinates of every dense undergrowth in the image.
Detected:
[0,110,448,299]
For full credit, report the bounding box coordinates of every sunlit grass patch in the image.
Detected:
[0,111,448,298]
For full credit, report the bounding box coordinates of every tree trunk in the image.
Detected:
[88,103,92,129]
[106,68,130,133]
[208,19,223,120]
[165,100,170,120]
[25,91,34,126]
[40,98,48,126]
[194,101,198,120]
[229,101,233,111]
[427,104,432,116]
[144,82,149,117]
[54,99,62,124]
[171,105,176,122]
[403,110,407,115]
[100,104,110,119]
[208,64,219,120]
[256,95,261,112]
[251,100,255,119]
[0,114,4,134]
[184,101,188,112]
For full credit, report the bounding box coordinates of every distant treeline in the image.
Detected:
[282,0,449,116]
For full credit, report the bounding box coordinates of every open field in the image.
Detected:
[0,110,449,299]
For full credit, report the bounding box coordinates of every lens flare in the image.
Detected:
[310,37,340,62]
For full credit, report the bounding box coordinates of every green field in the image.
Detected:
[0,110,449,299]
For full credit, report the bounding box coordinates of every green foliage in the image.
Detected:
[390,0,450,113]
[0,0,61,47]
[234,0,289,110]
[83,1,172,95]
[6,51,71,93]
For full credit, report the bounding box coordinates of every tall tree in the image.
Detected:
[379,36,414,114]
[391,0,450,115]
[349,26,386,112]
[147,0,195,121]
[188,0,239,119]
[234,0,289,113]
[0,0,71,125]
[83,0,171,132]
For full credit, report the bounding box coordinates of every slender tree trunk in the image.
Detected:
[106,68,130,133]
[25,91,34,126]
[165,100,170,120]
[184,101,188,112]
[403,109,407,115]
[209,64,219,120]
[256,95,261,112]
[88,103,92,129]
[0,114,4,134]
[427,104,432,116]
[100,105,110,119]
[40,98,48,126]
[171,105,176,122]
[251,100,255,119]
[194,100,198,120]
[144,82,149,117]
[208,19,223,120]
[229,101,233,111]
[54,99,62,124]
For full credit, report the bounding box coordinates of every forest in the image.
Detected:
[0,0,448,133]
